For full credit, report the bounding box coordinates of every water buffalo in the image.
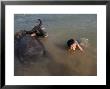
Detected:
[14,19,49,64]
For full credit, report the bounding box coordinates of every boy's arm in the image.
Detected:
[75,41,83,52]
[77,44,83,52]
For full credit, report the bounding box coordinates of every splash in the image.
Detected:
[80,38,89,48]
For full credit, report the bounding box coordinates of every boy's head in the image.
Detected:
[67,39,75,47]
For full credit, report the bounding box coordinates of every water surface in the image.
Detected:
[14,14,97,76]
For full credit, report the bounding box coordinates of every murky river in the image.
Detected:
[14,14,97,76]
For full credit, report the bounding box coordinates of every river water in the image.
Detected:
[14,14,97,76]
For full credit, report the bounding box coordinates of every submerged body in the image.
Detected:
[14,34,45,63]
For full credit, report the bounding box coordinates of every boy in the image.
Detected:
[67,38,83,52]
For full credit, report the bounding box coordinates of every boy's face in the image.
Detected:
[71,43,77,50]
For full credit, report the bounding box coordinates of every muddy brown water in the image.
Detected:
[14,14,97,76]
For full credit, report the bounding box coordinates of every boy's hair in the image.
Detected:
[67,39,75,47]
